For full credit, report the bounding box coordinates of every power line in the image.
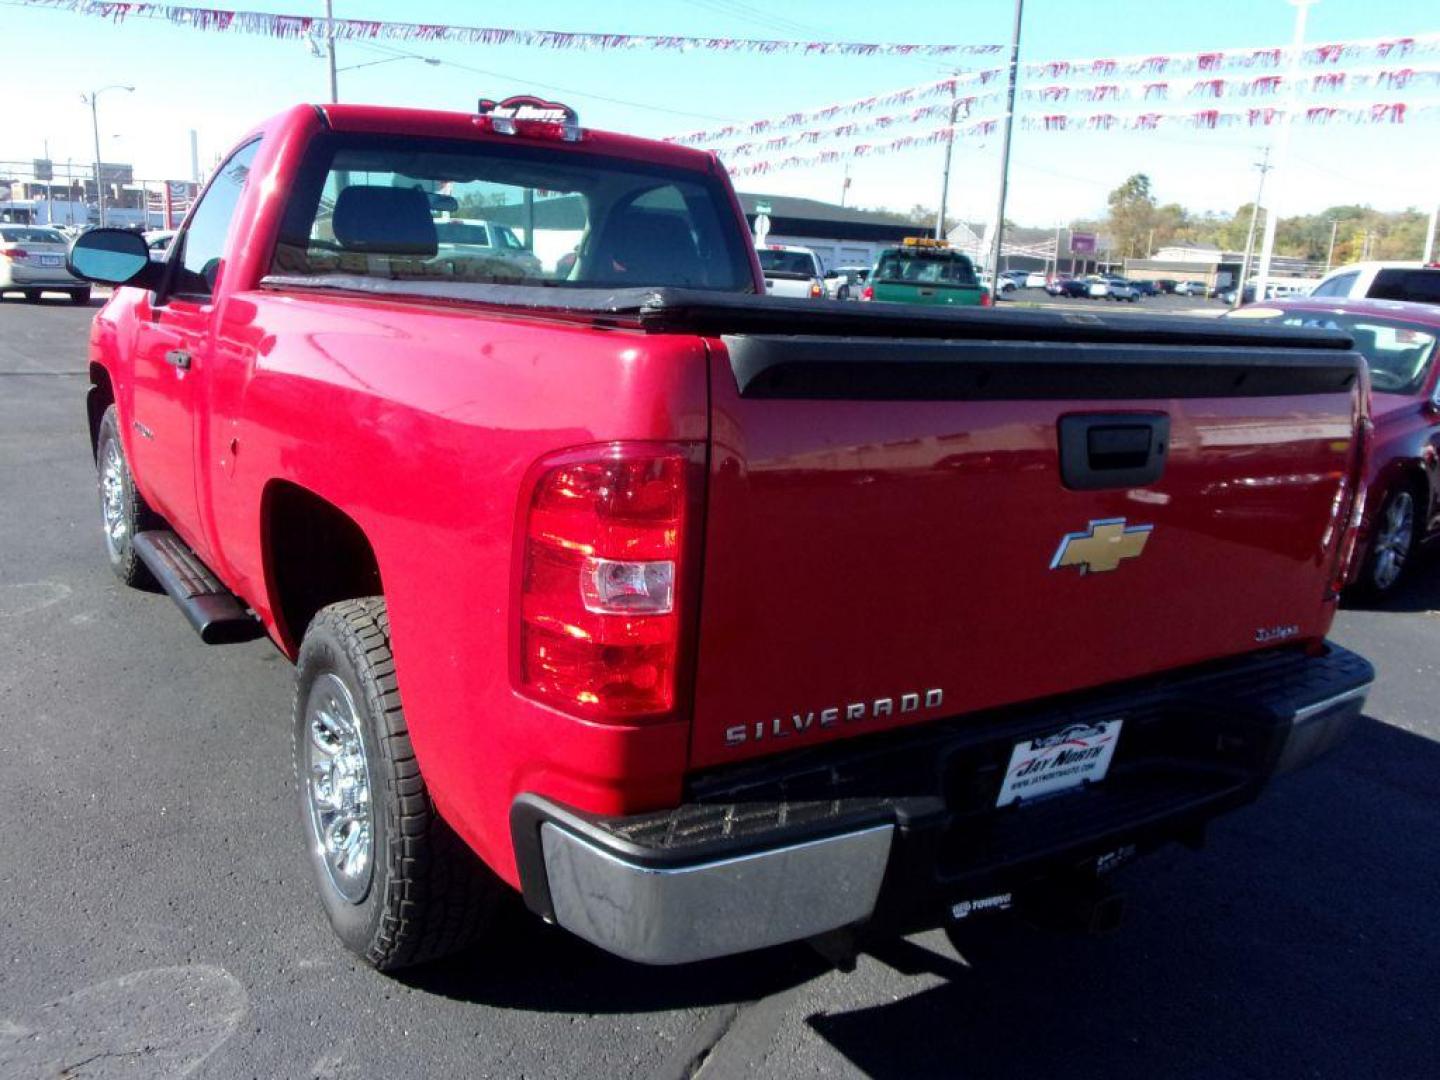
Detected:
[345,40,738,122]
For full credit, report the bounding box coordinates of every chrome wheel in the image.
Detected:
[304,673,374,904]
[100,438,128,561]
[1371,490,1415,592]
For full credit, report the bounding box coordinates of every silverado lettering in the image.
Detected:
[70,99,1374,974]
[725,688,945,747]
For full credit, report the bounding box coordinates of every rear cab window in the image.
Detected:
[874,249,978,286]
[757,249,820,279]
[1369,268,1440,304]
[269,133,754,292]
[0,228,65,244]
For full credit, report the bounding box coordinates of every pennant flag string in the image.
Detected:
[720,101,1439,178]
[19,1,1003,56]
[666,73,1005,147]
[1021,32,1440,80]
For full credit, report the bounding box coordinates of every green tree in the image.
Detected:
[1105,173,1157,258]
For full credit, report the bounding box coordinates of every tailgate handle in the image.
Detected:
[1059,413,1169,490]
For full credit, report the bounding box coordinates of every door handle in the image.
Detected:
[164,349,191,370]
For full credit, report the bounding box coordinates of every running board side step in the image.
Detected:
[132,530,264,644]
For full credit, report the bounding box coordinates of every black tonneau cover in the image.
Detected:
[260,276,1353,352]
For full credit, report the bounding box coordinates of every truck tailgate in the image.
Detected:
[690,334,1364,768]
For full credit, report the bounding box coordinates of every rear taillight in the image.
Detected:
[0,248,26,260]
[1331,415,1373,597]
[860,285,874,301]
[809,282,823,298]
[980,289,993,307]
[516,443,699,720]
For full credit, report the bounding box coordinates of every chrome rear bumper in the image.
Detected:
[539,821,893,965]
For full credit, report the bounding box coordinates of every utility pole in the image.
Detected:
[1254,0,1316,303]
[934,76,958,240]
[189,129,200,183]
[840,163,850,209]
[1233,146,1272,308]
[1324,217,1339,272]
[1424,204,1438,263]
[325,0,340,104]
[987,0,1025,288]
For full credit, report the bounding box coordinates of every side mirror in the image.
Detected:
[67,228,161,288]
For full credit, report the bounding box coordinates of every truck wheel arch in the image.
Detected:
[87,363,115,462]
[261,480,383,656]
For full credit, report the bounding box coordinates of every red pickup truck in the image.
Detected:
[68,98,1374,973]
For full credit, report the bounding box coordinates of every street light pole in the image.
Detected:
[1424,204,1438,263]
[1325,217,1339,271]
[90,94,104,227]
[325,0,339,104]
[83,85,133,228]
[987,0,1024,291]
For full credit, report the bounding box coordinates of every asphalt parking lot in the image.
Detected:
[1000,288,1227,314]
[1,296,1437,1080]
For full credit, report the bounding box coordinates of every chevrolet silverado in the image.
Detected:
[68,97,1374,972]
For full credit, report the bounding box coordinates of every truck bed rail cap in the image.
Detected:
[259,276,1354,350]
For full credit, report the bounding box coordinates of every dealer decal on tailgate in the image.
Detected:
[996,720,1122,807]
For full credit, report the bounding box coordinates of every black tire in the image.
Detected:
[837,285,850,301]
[95,404,158,587]
[294,598,501,971]
[70,288,91,305]
[1353,484,1423,600]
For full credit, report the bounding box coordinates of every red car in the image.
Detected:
[1228,297,1440,598]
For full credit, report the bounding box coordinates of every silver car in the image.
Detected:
[0,226,90,303]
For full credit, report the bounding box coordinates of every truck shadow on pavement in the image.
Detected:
[407,717,1438,1078]
[808,718,1439,1078]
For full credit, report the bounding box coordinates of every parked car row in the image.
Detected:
[1043,274,1143,301]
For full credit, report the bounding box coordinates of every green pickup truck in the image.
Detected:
[860,240,991,307]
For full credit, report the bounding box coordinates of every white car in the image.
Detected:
[1025,271,1048,288]
[1174,281,1209,297]
[1308,261,1440,304]
[757,244,826,299]
[1086,277,1110,299]
[432,217,543,277]
[824,265,869,300]
[976,271,1016,296]
[0,225,90,303]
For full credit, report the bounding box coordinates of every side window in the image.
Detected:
[1311,271,1358,298]
[174,140,260,298]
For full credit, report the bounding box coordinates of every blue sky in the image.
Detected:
[2,0,1437,227]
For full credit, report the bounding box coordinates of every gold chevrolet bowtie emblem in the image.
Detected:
[1051,519,1153,575]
